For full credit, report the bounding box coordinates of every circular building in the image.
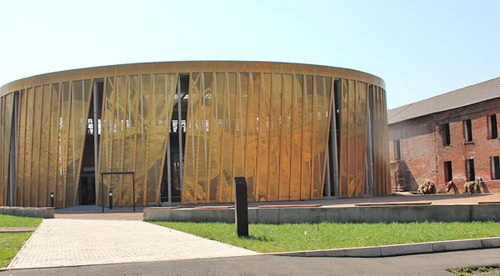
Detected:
[0,61,390,208]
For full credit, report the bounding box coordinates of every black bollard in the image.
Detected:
[50,193,55,208]
[234,177,249,237]
[109,191,113,210]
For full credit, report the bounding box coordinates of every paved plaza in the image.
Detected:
[7,219,257,269]
[55,205,144,220]
[4,193,499,271]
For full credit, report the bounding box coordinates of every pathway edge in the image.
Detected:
[269,237,500,257]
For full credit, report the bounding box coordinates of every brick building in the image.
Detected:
[388,77,500,194]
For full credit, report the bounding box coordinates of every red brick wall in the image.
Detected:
[389,99,500,194]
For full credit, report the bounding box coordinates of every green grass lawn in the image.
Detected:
[152,221,500,253]
[0,214,42,228]
[0,214,42,268]
[0,232,33,268]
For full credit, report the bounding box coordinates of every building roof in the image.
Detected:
[388,76,500,124]
[0,61,385,96]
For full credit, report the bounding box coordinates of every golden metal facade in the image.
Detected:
[0,94,14,204]
[99,74,177,206]
[0,61,390,207]
[12,81,92,207]
[182,73,334,203]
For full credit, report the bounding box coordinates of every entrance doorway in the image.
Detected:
[160,74,189,204]
[78,118,96,205]
[77,81,102,205]
[78,172,95,205]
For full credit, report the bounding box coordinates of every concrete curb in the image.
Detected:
[0,227,37,233]
[271,237,500,257]
[144,203,500,223]
[0,207,54,218]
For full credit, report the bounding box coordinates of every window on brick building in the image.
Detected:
[441,123,451,146]
[463,119,473,143]
[465,159,475,181]
[394,140,401,160]
[487,114,498,139]
[491,156,500,180]
[444,161,453,182]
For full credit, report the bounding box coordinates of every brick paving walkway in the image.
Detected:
[54,206,143,220]
[7,219,257,269]
[55,212,143,220]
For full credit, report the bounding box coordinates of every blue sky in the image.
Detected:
[0,0,498,108]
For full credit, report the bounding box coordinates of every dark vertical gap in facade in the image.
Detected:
[93,82,102,206]
[324,103,331,197]
[334,79,341,198]
[8,92,19,206]
[77,82,102,205]
[325,81,334,197]
[366,85,374,196]
[444,161,452,182]
[334,80,341,171]
[325,79,341,197]
[369,86,376,196]
[324,79,331,197]
[161,74,189,203]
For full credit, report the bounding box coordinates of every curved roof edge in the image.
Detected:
[1,61,385,96]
